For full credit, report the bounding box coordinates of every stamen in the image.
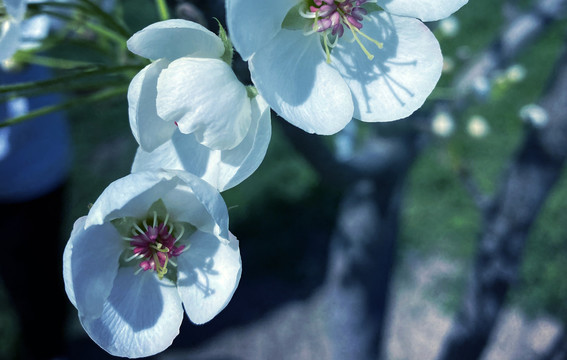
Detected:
[352,26,383,49]
[125,253,143,262]
[323,35,332,63]
[143,219,149,230]
[176,224,185,241]
[163,213,170,228]
[133,223,145,235]
[347,22,374,60]
[153,211,157,228]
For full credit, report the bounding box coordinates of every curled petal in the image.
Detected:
[63,217,122,319]
[156,58,251,150]
[132,95,272,192]
[128,59,176,152]
[127,19,224,61]
[177,231,241,324]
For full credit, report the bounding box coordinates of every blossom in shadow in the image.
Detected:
[63,170,241,358]
[226,0,468,134]
[127,19,259,151]
[131,94,272,192]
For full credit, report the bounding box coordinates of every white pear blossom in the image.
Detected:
[519,103,549,128]
[226,0,468,135]
[438,16,460,38]
[467,114,489,138]
[0,0,26,62]
[127,19,256,151]
[431,110,455,137]
[63,170,241,358]
[132,95,271,192]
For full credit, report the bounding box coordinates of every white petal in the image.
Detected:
[160,170,230,239]
[79,269,184,358]
[156,57,251,150]
[378,0,468,22]
[4,0,26,20]
[225,0,296,60]
[131,95,272,191]
[63,217,123,319]
[86,171,179,227]
[250,29,353,135]
[0,20,20,62]
[330,13,442,122]
[177,230,241,324]
[86,171,229,240]
[128,59,176,152]
[215,95,272,191]
[127,19,224,61]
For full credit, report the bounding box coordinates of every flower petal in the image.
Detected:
[250,29,353,135]
[79,269,184,358]
[378,0,468,22]
[225,0,296,60]
[127,19,224,61]
[131,95,272,192]
[177,231,241,324]
[85,171,179,227]
[86,171,229,240]
[63,216,123,319]
[330,12,442,122]
[156,57,251,150]
[128,59,176,152]
[160,171,230,239]
[4,0,26,20]
[0,20,21,62]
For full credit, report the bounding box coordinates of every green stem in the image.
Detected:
[31,1,130,38]
[13,52,96,69]
[0,86,129,128]
[155,0,170,21]
[0,65,143,95]
[39,10,127,46]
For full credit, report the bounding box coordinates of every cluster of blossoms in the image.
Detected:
[64,20,269,358]
[59,0,468,357]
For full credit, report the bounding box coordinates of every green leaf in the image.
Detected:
[362,3,384,13]
[215,18,234,66]
[282,3,306,31]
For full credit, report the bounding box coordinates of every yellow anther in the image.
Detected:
[347,23,374,60]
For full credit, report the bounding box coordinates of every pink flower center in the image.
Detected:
[126,214,186,279]
[301,0,383,63]
[309,0,368,37]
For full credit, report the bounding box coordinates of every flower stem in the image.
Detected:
[0,86,128,128]
[155,0,170,21]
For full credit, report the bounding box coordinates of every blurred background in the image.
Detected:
[1,0,567,359]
